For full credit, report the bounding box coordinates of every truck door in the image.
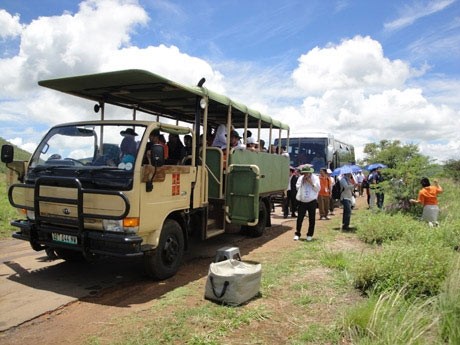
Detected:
[224,164,260,225]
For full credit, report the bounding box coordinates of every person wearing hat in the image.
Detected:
[228,130,246,150]
[294,166,320,241]
[246,136,258,151]
[120,127,138,163]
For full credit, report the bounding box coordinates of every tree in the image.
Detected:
[362,140,433,210]
[444,159,460,182]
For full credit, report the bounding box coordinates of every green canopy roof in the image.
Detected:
[39,69,289,131]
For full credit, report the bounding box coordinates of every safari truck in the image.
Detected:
[1,69,290,279]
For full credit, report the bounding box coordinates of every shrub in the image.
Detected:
[352,240,454,298]
[355,212,410,245]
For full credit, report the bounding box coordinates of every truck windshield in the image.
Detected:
[27,124,147,189]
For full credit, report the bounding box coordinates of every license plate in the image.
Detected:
[52,232,78,245]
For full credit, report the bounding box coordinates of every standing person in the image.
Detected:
[294,166,320,241]
[368,168,378,209]
[356,171,364,196]
[375,167,385,209]
[283,167,298,218]
[318,168,332,220]
[328,169,336,215]
[410,178,443,227]
[340,172,356,230]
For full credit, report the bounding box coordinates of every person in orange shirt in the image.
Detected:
[318,168,332,220]
[410,177,443,227]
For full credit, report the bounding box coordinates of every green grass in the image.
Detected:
[345,288,439,345]
[0,175,18,239]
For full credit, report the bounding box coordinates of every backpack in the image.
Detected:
[331,181,342,200]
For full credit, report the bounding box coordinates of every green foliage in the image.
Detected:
[0,175,18,239]
[438,256,460,344]
[362,140,427,170]
[345,289,439,345]
[443,159,460,182]
[0,137,32,238]
[361,140,436,207]
[355,212,410,244]
[352,240,454,298]
[319,249,349,270]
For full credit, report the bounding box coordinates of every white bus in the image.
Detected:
[275,132,355,173]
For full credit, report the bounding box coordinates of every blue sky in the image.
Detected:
[0,0,459,161]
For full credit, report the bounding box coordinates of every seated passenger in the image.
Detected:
[184,135,193,156]
[212,124,227,148]
[144,129,168,165]
[228,130,246,150]
[120,128,138,163]
[167,133,185,164]
[246,136,258,151]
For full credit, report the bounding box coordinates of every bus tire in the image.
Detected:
[246,201,268,238]
[144,219,184,280]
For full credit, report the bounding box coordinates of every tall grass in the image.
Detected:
[438,256,460,344]
[345,288,439,345]
[346,178,460,344]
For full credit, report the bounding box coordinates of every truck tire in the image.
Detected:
[245,201,268,238]
[144,219,184,280]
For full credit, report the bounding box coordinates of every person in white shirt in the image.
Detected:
[294,166,320,241]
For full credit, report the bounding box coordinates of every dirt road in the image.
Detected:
[0,207,294,342]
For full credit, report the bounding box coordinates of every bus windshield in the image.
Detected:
[276,135,355,173]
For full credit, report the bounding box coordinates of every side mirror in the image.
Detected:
[1,145,14,164]
[151,144,164,167]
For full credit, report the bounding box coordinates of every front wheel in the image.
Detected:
[144,220,184,280]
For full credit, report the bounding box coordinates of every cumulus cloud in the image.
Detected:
[0,9,23,39]
[284,35,460,162]
[0,0,226,151]
[0,1,458,165]
[292,36,411,94]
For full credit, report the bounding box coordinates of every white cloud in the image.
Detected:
[284,35,460,162]
[0,0,227,152]
[0,9,23,39]
[292,36,411,95]
[384,0,455,32]
[0,2,459,165]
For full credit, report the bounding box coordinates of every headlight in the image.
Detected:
[103,218,139,234]
[103,219,123,232]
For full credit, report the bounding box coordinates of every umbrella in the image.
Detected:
[330,164,362,177]
[365,163,387,171]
